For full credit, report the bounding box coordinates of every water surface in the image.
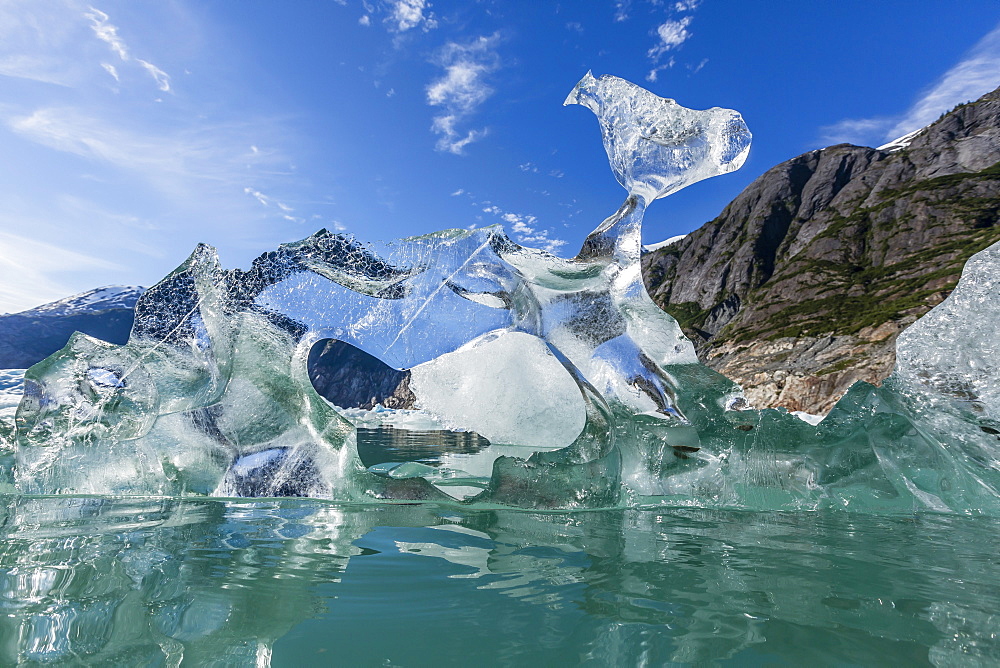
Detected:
[1,494,997,666]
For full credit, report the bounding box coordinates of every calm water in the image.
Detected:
[0,494,998,666]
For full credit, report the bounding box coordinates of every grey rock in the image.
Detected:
[642,86,1000,414]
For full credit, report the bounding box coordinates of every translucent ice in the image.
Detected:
[8,73,1000,514]
[564,72,751,202]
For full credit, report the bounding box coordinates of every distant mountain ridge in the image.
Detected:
[0,286,144,369]
[642,85,1000,413]
[23,286,144,316]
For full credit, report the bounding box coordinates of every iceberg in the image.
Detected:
[7,73,1000,514]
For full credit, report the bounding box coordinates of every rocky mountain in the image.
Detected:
[308,339,415,409]
[642,85,1000,414]
[0,286,145,369]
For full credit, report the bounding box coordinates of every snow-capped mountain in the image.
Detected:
[24,285,145,317]
[0,286,145,369]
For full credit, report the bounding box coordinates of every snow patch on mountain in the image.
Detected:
[24,286,145,316]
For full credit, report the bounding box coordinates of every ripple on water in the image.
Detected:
[0,496,997,665]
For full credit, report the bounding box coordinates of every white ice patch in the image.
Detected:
[791,410,825,426]
[409,330,586,448]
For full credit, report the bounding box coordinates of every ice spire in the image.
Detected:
[564,71,751,204]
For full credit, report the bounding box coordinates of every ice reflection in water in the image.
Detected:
[0,495,998,665]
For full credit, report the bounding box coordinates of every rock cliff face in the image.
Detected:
[307,339,416,409]
[642,86,1000,414]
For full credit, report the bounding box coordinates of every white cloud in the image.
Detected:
[359,14,371,26]
[0,3,90,86]
[450,188,465,196]
[244,186,301,222]
[674,0,700,11]
[85,6,129,61]
[101,62,119,81]
[8,107,291,206]
[10,108,195,183]
[614,1,631,22]
[426,34,500,154]
[137,59,170,92]
[0,55,73,86]
[646,56,675,83]
[818,117,894,146]
[385,0,437,33]
[0,2,314,311]
[244,187,271,207]
[85,5,171,93]
[648,16,693,60]
[646,5,696,83]
[478,203,566,253]
[819,22,1000,147]
[886,24,1000,138]
[0,229,123,313]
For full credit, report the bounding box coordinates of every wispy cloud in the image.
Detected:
[646,16,692,82]
[476,201,566,253]
[8,107,261,191]
[613,1,631,22]
[426,33,500,154]
[818,117,894,147]
[501,212,566,253]
[648,17,693,59]
[137,59,170,92]
[643,0,703,84]
[0,2,318,311]
[0,229,123,313]
[673,0,701,11]
[85,5,171,93]
[0,55,72,86]
[101,62,119,81]
[819,22,1000,147]
[385,0,437,33]
[243,186,302,223]
[0,2,88,86]
[85,6,129,60]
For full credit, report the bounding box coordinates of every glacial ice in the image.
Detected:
[7,73,1000,514]
[564,71,751,202]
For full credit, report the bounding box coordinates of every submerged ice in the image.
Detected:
[7,73,1000,514]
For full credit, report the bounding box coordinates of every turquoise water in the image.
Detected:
[1,495,998,666]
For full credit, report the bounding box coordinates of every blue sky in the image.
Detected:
[1,0,999,312]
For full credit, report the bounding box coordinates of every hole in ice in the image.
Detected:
[307,339,414,410]
[220,447,323,498]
